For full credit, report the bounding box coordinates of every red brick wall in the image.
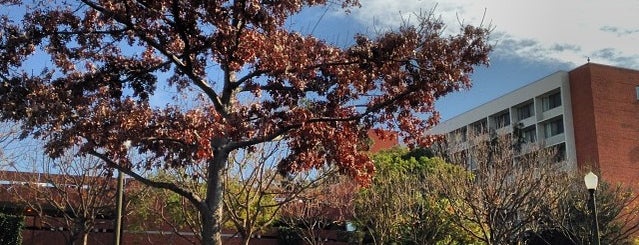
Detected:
[570,63,639,187]
[569,64,600,168]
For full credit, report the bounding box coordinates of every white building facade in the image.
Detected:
[429,71,577,170]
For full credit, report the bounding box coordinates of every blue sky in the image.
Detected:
[4,0,638,121]
[291,0,639,121]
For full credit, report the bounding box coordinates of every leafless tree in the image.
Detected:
[127,142,339,245]
[0,122,21,169]
[1,150,118,245]
[435,132,569,245]
[279,175,357,245]
[224,141,339,245]
[533,172,639,245]
[127,169,203,245]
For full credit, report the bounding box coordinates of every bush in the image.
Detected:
[0,213,24,245]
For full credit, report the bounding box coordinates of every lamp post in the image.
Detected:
[584,171,600,245]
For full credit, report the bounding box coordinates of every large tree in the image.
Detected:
[0,1,491,244]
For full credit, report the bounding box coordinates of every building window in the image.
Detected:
[447,149,468,167]
[450,127,467,143]
[636,86,639,101]
[470,119,488,135]
[521,126,536,143]
[542,91,562,111]
[544,117,564,138]
[493,111,510,129]
[517,102,534,121]
[553,143,567,162]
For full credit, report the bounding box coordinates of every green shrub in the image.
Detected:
[0,213,24,245]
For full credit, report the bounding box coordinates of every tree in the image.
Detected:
[128,142,337,244]
[353,148,476,245]
[127,170,203,244]
[435,133,568,245]
[1,151,118,245]
[529,173,639,245]
[0,122,19,168]
[0,1,491,243]
[279,175,357,245]
[224,142,337,245]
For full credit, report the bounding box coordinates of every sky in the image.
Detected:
[2,0,638,170]
[3,0,638,121]
[291,0,639,121]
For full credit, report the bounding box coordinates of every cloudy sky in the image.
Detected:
[293,0,639,120]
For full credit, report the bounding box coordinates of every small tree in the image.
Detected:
[354,148,475,245]
[0,122,20,168]
[224,142,339,245]
[529,173,639,245]
[279,175,357,245]
[435,133,568,245]
[2,151,118,245]
[128,170,203,244]
[128,142,337,244]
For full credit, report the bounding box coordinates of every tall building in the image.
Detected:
[428,63,639,186]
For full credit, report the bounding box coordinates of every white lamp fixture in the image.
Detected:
[584,171,599,190]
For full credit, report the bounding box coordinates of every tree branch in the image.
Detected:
[87,149,203,207]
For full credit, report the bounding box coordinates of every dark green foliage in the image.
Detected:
[401,148,435,160]
[0,213,23,245]
[529,176,639,245]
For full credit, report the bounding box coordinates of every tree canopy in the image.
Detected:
[0,1,491,243]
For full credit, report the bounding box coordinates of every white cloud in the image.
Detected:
[342,0,639,68]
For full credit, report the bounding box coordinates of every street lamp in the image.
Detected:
[584,171,600,245]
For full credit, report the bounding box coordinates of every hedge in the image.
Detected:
[0,213,24,245]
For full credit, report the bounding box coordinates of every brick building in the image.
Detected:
[428,63,639,187]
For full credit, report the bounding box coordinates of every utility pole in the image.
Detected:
[114,170,124,245]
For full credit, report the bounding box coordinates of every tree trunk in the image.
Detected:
[67,234,76,245]
[81,232,88,245]
[240,229,252,245]
[68,224,89,245]
[67,232,87,245]
[242,229,253,245]
[201,149,228,245]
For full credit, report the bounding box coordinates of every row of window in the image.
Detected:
[516,90,561,122]
[448,90,563,143]
[516,116,563,144]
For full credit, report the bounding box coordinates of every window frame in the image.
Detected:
[544,117,564,138]
[521,126,536,143]
[542,91,562,111]
[517,102,534,121]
